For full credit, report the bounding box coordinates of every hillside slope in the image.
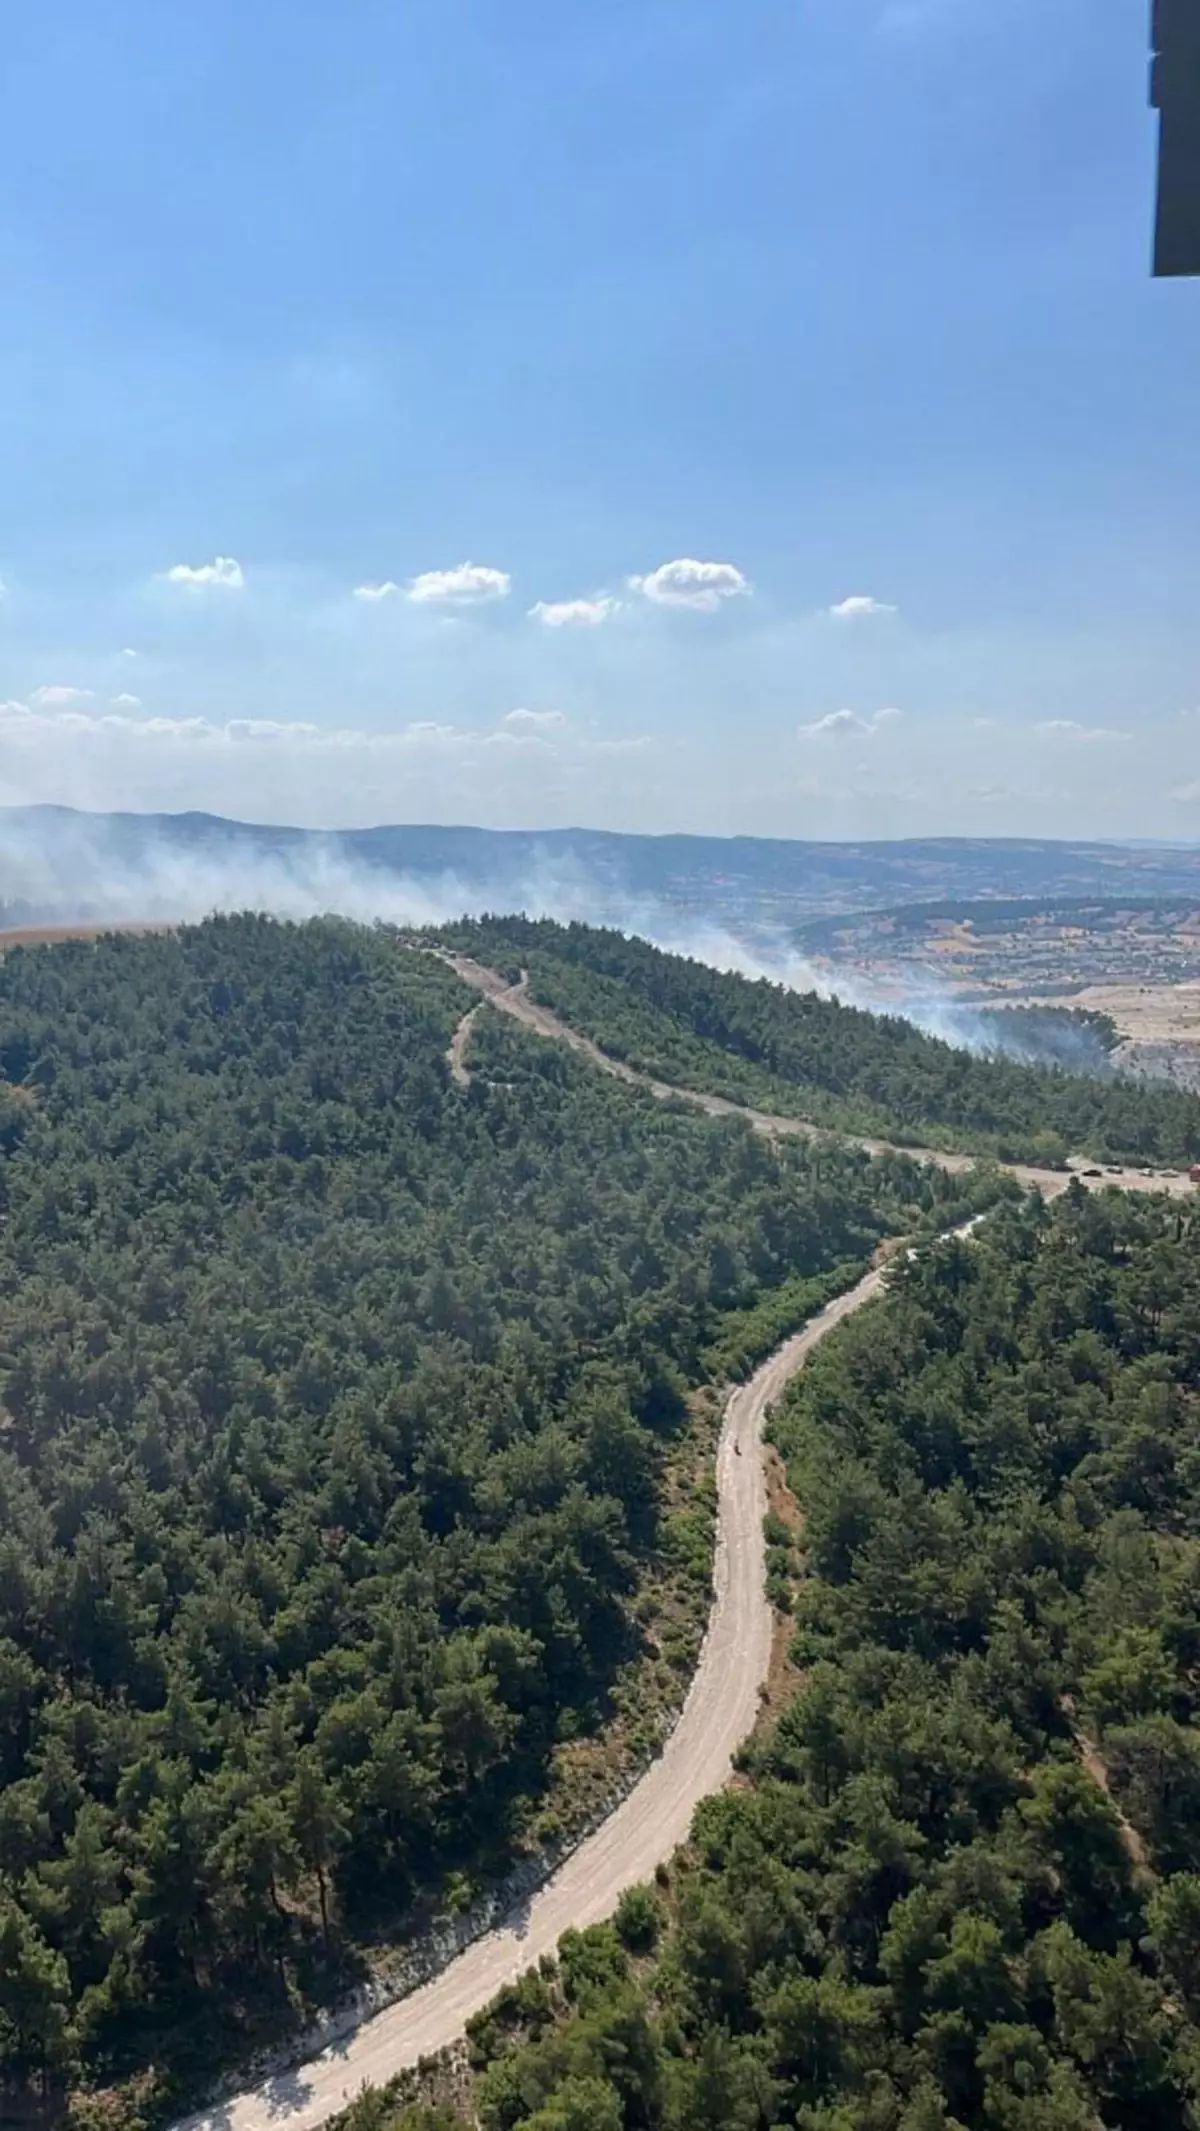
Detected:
[397,1188,1200,2131]
[443,918,1200,1166]
[0,916,987,2111]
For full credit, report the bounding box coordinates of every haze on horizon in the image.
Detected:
[2,0,1199,845]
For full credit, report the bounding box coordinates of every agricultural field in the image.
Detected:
[795,898,1200,1091]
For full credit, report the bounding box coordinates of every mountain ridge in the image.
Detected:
[5,805,1200,930]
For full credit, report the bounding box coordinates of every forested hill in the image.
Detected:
[407,1189,1200,2131]
[443,917,1200,1166]
[0,916,990,2113]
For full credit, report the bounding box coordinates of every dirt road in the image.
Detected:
[176,964,1191,2131]
[445,1003,481,1088]
[175,1267,893,2131]
[442,955,1194,1201]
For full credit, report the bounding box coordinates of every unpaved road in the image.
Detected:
[176,1268,891,2131]
[445,1003,481,1089]
[177,966,1192,2131]
[442,954,1194,1201]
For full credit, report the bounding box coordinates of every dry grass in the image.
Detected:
[527,1387,722,1849]
[0,921,172,950]
[753,1446,806,1742]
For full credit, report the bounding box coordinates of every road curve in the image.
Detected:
[442,954,1194,1202]
[175,1268,891,2131]
[176,967,1192,2131]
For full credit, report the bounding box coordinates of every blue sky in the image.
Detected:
[1,0,1198,839]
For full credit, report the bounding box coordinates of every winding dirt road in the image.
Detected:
[442,953,1194,1202]
[176,963,1193,2131]
[177,1268,894,2131]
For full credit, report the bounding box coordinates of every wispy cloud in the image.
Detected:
[1035,719,1129,743]
[31,685,94,707]
[227,718,320,743]
[111,693,142,709]
[828,595,897,620]
[529,596,620,628]
[407,561,511,606]
[799,706,902,740]
[0,699,646,827]
[0,699,474,754]
[631,558,750,612]
[505,707,567,729]
[352,581,402,603]
[486,728,555,751]
[163,556,245,590]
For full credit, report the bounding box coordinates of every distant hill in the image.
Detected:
[444,913,1200,1167]
[3,805,1200,932]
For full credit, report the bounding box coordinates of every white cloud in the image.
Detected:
[828,595,897,620]
[121,647,138,658]
[504,707,567,729]
[529,596,620,628]
[227,719,320,744]
[0,701,589,826]
[110,693,142,709]
[110,714,213,741]
[798,707,902,740]
[406,562,511,606]
[582,736,652,754]
[31,685,94,707]
[164,556,245,590]
[0,700,474,752]
[1170,780,1200,803]
[352,581,402,603]
[632,559,750,612]
[486,728,555,750]
[1035,719,1129,743]
[800,710,871,739]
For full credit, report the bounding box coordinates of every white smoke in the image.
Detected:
[614,916,1109,1070]
[0,807,1110,1074]
[0,811,532,931]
